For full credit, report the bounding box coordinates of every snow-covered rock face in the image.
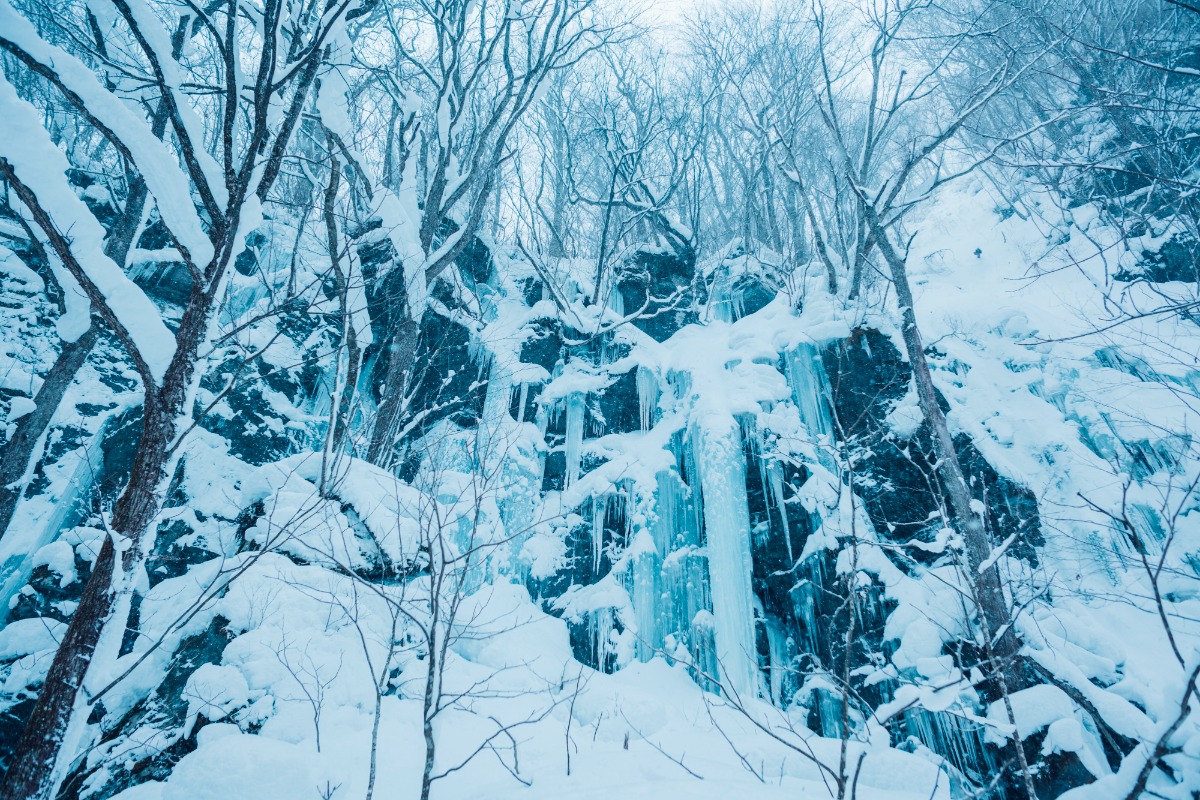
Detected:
[2,179,1199,800]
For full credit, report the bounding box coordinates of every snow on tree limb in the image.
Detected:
[0,0,215,267]
[0,73,176,383]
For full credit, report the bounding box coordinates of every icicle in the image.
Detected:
[689,609,720,691]
[904,709,995,784]
[564,393,585,487]
[219,280,270,326]
[1129,503,1167,549]
[589,607,615,673]
[815,688,845,738]
[608,282,625,318]
[766,461,794,563]
[636,367,659,431]
[710,266,735,323]
[481,359,512,430]
[0,429,105,613]
[784,343,835,461]
[733,282,747,322]
[765,618,796,706]
[691,417,760,699]
[627,529,660,661]
[649,470,702,656]
[516,382,529,423]
[790,556,825,657]
[592,494,607,575]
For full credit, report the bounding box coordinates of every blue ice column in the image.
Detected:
[692,415,760,698]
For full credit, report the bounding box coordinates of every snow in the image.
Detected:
[109,569,953,800]
[0,616,65,660]
[183,664,250,734]
[32,183,1196,799]
[159,733,320,800]
[0,0,214,265]
[885,380,922,439]
[4,22,1200,799]
[975,532,1016,575]
[32,540,77,586]
[6,395,36,422]
[0,72,177,379]
[240,454,436,569]
[986,684,1076,741]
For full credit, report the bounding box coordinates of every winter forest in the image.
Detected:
[0,0,1198,797]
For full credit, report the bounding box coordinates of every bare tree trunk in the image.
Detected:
[547,172,568,260]
[543,81,569,259]
[995,654,1040,800]
[866,211,1022,688]
[321,155,361,464]
[420,556,446,800]
[1,276,214,798]
[0,17,181,542]
[789,175,839,295]
[381,101,402,193]
[366,317,421,468]
[0,324,100,538]
[420,625,439,800]
[847,223,874,301]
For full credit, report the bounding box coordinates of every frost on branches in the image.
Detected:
[0,1,1198,799]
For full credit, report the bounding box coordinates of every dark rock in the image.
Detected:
[822,328,1043,565]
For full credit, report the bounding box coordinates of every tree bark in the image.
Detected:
[366,317,421,468]
[1,279,214,798]
[866,209,1022,688]
[0,534,116,799]
[0,324,100,538]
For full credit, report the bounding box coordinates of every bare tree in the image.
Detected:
[0,0,358,792]
[360,0,617,467]
[803,0,1036,691]
[302,410,571,800]
[0,9,199,539]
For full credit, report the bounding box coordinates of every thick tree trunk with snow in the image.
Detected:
[0,170,157,541]
[0,20,175,543]
[1,51,317,799]
[1,533,116,800]
[367,317,421,468]
[1,287,214,798]
[365,196,493,469]
[2,402,173,798]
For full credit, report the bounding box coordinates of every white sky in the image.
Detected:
[640,0,714,30]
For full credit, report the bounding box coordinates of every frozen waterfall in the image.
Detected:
[691,415,760,698]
